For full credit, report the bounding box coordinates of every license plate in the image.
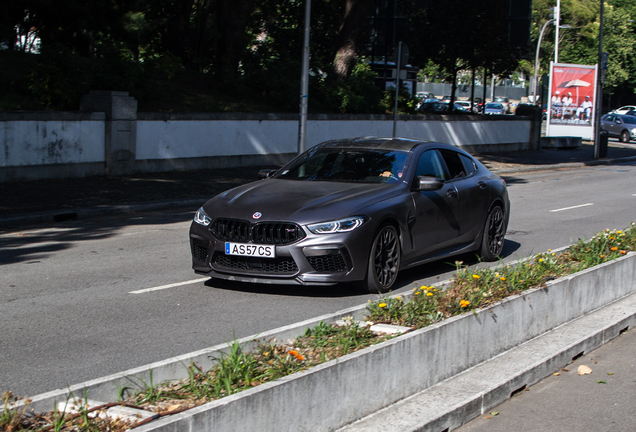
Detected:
[225,242,276,258]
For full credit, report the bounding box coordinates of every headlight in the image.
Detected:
[307,216,368,234]
[194,207,212,226]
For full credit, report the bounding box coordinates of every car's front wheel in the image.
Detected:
[480,205,506,261]
[356,225,400,294]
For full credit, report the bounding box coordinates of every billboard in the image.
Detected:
[546,63,598,140]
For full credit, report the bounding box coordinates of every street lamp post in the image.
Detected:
[533,20,571,105]
[555,0,561,62]
[533,19,555,105]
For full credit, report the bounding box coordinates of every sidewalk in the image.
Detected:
[2,141,636,227]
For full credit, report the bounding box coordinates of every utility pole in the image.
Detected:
[298,0,311,154]
[594,0,604,159]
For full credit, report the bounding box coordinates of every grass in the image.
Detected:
[2,224,635,431]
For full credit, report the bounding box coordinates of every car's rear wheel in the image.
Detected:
[621,130,630,143]
[480,205,505,261]
[356,225,400,293]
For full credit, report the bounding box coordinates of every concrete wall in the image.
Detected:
[0,112,106,181]
[1,92,536,182]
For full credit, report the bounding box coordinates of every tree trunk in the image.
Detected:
[333,0,372,79]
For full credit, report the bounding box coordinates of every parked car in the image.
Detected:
[484,102,506,115]
[416,92,435,100]
[494,97,510,114]
[190,137,510,293]
[601,113,636,142]
[418,98,445,113]
[453,101,474,113]
[611,106,636,115]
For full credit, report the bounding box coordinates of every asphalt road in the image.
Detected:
[1,161,635,398]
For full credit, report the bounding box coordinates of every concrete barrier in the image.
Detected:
[8,252,635,431]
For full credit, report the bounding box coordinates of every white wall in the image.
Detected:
[0,120,105,166]
[0,113,533,181]
[136,118,530,161]
[136,120,299,160]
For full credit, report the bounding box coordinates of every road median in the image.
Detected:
[5,249,636,431]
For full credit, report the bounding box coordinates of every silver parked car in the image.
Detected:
[601,113,636,142]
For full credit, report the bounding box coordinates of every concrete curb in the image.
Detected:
[8,253,636,432]
[339,293,636,431]
[493,155,636,174]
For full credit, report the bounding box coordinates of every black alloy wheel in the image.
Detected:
[480,206,505,261]
[357,225,401,293]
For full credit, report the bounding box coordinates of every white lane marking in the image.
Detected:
[130,278,208,294]
[549,203,594,213]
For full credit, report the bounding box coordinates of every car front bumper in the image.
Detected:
[189,220,376,286]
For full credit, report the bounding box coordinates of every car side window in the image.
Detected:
[438,149,467,180]
[415,150,447,180]
[459,154,476,176]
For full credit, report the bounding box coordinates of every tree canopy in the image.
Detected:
[1,0,635,112]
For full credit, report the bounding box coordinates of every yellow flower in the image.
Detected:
[611,247,618,251]
[539,258,544,262]
[548,249,552,252]
[620,251,627,255]
[414,291,421,295]
[552,253,556,256]
[433,288,437,292]
[472,274,480,280]
[426,292,433,297]
[600,255,605,258]
[500,277,506,281]
[617,231,623,234]
[460,300,470,308]
[379,303,387,308]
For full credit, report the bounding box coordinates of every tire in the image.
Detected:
[356,225,401,294]
[479,205,506,261]
[621,130,630,143]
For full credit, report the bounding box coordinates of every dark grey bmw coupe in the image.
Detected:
[189,137,509,293]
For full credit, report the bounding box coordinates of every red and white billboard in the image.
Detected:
[547,63,598,139]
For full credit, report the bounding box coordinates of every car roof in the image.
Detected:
[314,137,456,152]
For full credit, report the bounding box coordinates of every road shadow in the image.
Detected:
[0,209,195,266]
[201,239,522,298]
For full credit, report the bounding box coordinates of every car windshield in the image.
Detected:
[276,148,410,183]
[486,103,502,109]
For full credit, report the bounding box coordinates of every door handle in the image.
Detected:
[478,181,487,189]
[446,189,457,198]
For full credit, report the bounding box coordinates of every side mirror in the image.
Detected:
[258,169,277,179]
[414,176,444,191]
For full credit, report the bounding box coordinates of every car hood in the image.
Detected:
[202,179,403,224]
